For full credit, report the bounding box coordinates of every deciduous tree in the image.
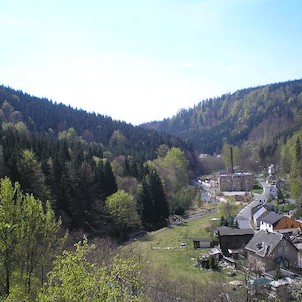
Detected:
[0,177,64,298]
[105,190,140,236]
[38,240,144,302]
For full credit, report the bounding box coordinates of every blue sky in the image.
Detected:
[1,0,302,125]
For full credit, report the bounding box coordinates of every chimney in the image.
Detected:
[230,146,233,174]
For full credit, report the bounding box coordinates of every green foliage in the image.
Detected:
[290,278,302,300]
[3,284,31,302]
[253,182,263,192]
[18,149,51,202]
[58,127,81,143]
[105,190,140,235]
[109,130,127,146]
[0,85,192,234]
[148,147,189,199]
[0,177,64,299]
[1,100,14,120]
[208,255,218,270]
[171,186,201,215]
[280,129,302,201]
[38,240,145,302]
[290,177,302,200]
[138,170,169,229]
[218,200,239,223]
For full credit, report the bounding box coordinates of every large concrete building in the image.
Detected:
[218,172,254,192]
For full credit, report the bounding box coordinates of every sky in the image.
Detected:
[1,0,302,125]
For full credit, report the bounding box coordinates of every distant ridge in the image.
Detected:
[142,79,302,155]
[0,85,188,160]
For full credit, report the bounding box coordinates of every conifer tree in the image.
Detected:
[138,179,154,228]
[103,160,118,198]
[142,170,169,229]
[150,170,169,227]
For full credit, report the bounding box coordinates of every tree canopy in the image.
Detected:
[0,177,64,300]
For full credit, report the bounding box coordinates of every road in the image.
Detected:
[191,178,271,229]
[236,180,271,229]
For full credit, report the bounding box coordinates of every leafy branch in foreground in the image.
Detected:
[0,177,65,300]
[38,239,145,302]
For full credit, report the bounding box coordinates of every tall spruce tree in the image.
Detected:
[139,171,169,229]
[149,170,169,228]
[103,160,118,198]
[139,179,154,228]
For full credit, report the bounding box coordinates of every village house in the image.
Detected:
[267,164,276,183]
[259,211,302,235]
[245,230,298,273]
[253,207,268,229]
[252,204,278,229]
[251,203,278,217]
[274,216,302,235]
[216,226,254,256]
[259,212,283,232]
[270,183,278,199]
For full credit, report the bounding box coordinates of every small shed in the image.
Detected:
[192,238,211,249]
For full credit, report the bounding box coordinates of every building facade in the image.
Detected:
[245,230,298,273]
[218,172,254,192]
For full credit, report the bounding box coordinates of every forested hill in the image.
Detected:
[0,85,194,235]
[0,85,187,160]
[142,79,302,155]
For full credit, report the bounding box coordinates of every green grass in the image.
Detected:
[251,181,263,194]
[121,212,243,285]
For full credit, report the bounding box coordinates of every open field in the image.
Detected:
[121,211,244,286]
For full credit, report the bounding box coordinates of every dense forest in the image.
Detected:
[0,86,188,161]
[0,86,201,234]
[143,79,302,160]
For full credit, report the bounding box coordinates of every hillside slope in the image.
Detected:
[143,79,302,156]
[0,85,195,233]
[0,85,188,160]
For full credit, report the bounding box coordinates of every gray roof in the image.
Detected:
[252,203,277,216]
[256,211,270,225]
[253,207,267,220]
[245,230,283,257]
[260,211,282,225]
[217,226,254,236]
